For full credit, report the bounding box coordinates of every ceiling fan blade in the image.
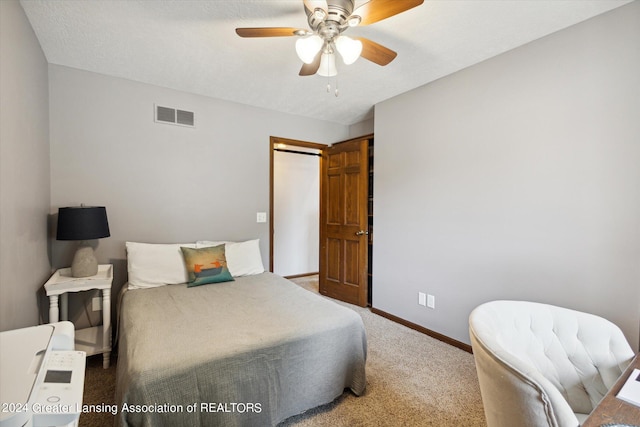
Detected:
[299,51,322,76]
[352,0,424,26]
[303,0,328,15]
[235,27,303,38]
[356,37,397,66]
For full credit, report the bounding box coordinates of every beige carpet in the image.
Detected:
[80,276,486,426]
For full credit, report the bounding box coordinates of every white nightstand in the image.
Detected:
[44,264,113,368]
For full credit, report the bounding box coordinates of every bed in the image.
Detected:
[115,240,367,427]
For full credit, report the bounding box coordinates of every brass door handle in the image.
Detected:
[355,230,369,236]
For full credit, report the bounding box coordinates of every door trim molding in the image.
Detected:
[269,136,326,273]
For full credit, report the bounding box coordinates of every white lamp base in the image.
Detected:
[71,244,98,278]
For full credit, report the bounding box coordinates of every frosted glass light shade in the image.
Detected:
[317,52,337,77]
[295,35,323,64]
[335,36,362,65]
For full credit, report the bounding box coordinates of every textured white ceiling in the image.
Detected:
[20,0,633,125]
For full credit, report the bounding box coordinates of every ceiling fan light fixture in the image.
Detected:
[317,52,337,77]
[335,35,362,65]
[295,35,323,64]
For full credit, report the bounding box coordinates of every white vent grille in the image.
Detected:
[155,105,195,127]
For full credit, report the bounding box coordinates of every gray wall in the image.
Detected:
[349,118,374,138]
[0,0,51,331]
[48,65,350,315]
[373,2,640,350]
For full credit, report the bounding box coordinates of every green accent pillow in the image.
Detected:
[180,245,234,287]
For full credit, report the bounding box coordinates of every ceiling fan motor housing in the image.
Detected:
[306,0,356,30]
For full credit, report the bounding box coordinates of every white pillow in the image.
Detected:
[195,241,228,248]
[196,239,264,277]
[126,242,196,289]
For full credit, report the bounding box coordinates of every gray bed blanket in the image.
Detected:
[116,272,367,426]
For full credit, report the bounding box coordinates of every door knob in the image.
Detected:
[355,230,369,236]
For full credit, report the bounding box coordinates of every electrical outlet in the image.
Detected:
[427,294,435,309]
[418,292,426,307]
[92,297,102,311]
[256,212,267,223]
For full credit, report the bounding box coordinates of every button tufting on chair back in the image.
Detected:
[469,300,633,427]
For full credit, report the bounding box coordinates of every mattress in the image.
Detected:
[115,272,367,426]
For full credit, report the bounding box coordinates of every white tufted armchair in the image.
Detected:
[469,300,634,427]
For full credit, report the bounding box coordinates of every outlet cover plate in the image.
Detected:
[418,292,427,307]
[427,294,435,309]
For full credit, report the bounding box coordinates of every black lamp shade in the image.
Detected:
[56,206,110,241]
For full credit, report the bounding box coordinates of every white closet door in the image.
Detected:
[273,150,319,277]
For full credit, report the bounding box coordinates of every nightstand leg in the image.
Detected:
[49,295,59,323]
[60,293,68,321]
[102,288,111,369]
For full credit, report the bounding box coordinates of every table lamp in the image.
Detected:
[56,206,110,277]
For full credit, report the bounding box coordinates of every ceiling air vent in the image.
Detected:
[155,105,195,127]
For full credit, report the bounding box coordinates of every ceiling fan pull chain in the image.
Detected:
[326,56,332,93]
[335,76,339,97]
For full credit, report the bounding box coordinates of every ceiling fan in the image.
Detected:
[236,0,424,77]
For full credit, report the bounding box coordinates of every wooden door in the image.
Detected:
[319,138,369,307]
